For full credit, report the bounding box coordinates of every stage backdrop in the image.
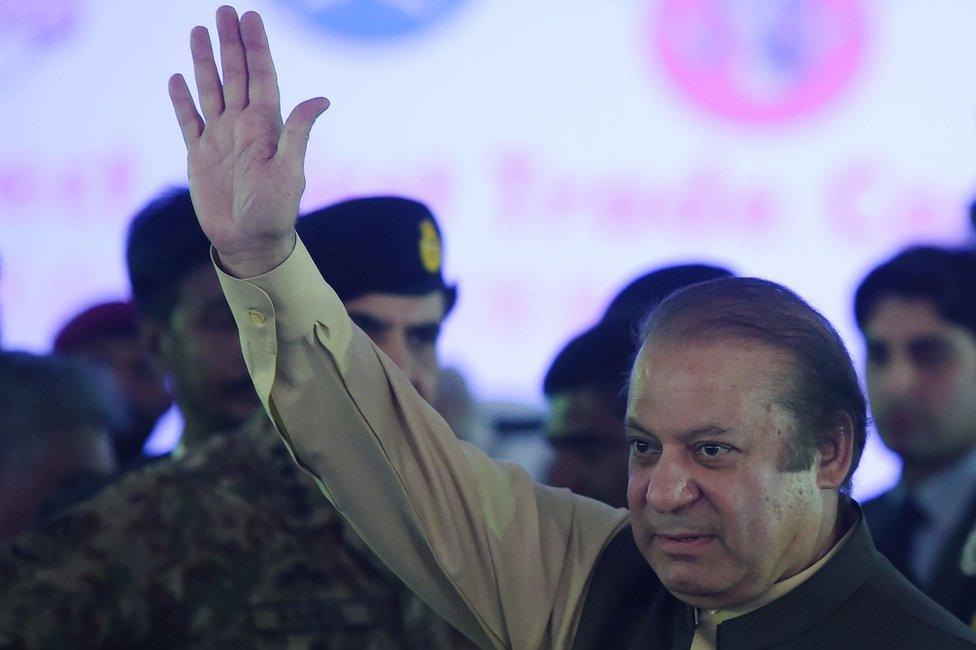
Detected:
[2,0,975,499]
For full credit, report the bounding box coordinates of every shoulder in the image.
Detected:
[851,557,976,647]
[1,437,264,575]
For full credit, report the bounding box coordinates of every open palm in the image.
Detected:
[168,6,329,277]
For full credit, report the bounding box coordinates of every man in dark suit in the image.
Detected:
[856,246,976,625]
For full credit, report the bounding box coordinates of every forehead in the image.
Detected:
[547,388,623,430]
[628,339,791,433]
[343,291,445,325]
[864,297,959,341]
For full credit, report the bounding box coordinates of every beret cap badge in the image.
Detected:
[419,219,442,274]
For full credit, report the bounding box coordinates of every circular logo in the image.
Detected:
[274,0,467,42]
[418,219,441,273]
[652,0,866,125]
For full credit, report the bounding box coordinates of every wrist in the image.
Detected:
[216,231,297,278]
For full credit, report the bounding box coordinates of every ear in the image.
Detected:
[138,317,171,374]
[817,411,855,489]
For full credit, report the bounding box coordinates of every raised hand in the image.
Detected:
[168,6,329,277]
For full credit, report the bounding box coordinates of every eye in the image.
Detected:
[865,342,888,366]
[627,437,658,457]
[909,339,952,369]
[695,442,731,459]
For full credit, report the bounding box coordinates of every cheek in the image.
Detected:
[193,331,247,366]
[753,473,819,540]
[626,468,647,510]
[414,356,440,394]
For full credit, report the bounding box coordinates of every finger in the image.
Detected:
[277,97,330,174]
[216,6,248,111]
[168,73,204,147]
[190,25,225,119]
[239,11,280,111]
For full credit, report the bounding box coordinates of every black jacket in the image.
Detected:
[572,509,976,649]
[865,488,976,625]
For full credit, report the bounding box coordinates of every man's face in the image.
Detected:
[344,290,445,403]
[545,388,629,508]
[626,340,828,609]
[73,337,173,436]
[153,265,259,433]
[863,297,976,465]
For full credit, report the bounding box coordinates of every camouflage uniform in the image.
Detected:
[0,413,470,649]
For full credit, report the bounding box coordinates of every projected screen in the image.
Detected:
[2,0,975,498]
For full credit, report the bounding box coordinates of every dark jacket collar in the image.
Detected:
[715,507,876,647]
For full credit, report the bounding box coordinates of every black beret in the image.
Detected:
[602,263,733,327]
[297,196,457,312]
[543,322,637,414]
[543,263,737,418]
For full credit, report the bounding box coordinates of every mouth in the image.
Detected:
[653,533,715,553]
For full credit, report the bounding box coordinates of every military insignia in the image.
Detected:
[418,219,441,273]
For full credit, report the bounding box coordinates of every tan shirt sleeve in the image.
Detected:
[216,237,630,649]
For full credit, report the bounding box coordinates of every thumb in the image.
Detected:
[278,97,330,173]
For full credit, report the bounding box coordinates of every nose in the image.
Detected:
[381,334,411,374]
[645,452,699,513]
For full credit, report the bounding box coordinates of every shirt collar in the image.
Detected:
[907,446,976,529]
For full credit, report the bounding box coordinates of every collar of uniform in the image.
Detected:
[714,506,875,647]
[698,516,857,638]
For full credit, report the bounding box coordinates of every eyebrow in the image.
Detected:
[866,333,949,347]
[406,323,441,336]
[349,313,389,332]
[625,418,730,441]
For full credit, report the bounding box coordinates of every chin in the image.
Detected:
[651,560,745,608]
[660,575,749,609]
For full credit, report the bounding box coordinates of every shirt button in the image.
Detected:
[247,309,266,325]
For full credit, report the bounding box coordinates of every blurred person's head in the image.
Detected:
[602,263,734,325]
[855,246,976,483]
[127,188,259,449]
[53,301,172,463]
[627,277,863,609]
[543,323,633,507]
[542,263,733,508]
[0,351,121,539]
[297,196,457,404]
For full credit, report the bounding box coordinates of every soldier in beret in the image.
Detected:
[0,190,468,648]
[297,196,457,406]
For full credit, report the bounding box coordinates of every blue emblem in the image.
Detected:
[275,0,468,41]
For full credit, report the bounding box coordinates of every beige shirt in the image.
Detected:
[216,237,850,650]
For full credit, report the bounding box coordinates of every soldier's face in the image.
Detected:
[156,266,259,433]
[626,340,833,610]
[863,297,976,467]
[344,291,445,403]
[544,388,629,508]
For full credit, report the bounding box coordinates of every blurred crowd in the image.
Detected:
[2,185,976,646]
